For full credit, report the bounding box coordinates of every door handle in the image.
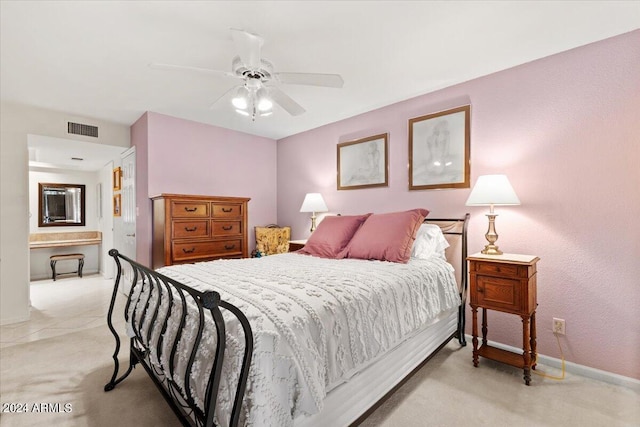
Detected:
[126,233,136,237]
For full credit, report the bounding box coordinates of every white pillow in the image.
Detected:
[411,224,450,260]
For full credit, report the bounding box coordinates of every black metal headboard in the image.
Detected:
[425,213,469,345]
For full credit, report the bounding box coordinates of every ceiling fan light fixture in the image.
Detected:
[231,87,249,109]
[256,88,273,112]
[232,97,247,110]
[235,109,250,116]
[257,98,273,112]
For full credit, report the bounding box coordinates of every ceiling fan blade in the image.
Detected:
[275,72,344,88]
[269,87,306,116]
[230,28,263,70]
[208,85,240,109]
[149,62,236,78]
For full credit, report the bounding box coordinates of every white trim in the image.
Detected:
[0,313,30,326]
[467,335,640,392]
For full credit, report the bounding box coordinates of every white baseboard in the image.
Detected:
[0,312,30,326]
[465,334,640,392]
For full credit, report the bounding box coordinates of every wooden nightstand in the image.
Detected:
[468,252,540,385]
[289,239,307,252]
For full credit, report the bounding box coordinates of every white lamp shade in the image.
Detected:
[256,88,273,112]
[300,193,328,213]
[465,175,521,206]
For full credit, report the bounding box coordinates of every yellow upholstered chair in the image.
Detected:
[254,225,291,256]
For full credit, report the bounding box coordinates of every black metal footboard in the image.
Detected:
[104,249,253,427]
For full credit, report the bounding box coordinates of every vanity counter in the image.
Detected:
[29,231,102,249]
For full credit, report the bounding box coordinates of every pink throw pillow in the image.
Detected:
[341,209,430,263]
[298,214,371,258]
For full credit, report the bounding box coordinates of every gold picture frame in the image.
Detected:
[113,167,122,191]
[409,105,470,190]
[337,133,388,190]
[113,193,121,217]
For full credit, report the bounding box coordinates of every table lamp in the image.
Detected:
[300,193,328,232]
[465,174,520,255]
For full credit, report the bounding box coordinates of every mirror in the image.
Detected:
[38,183,86,227]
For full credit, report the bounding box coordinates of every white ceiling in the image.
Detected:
[1,1,639,141]
[27,135,127,172]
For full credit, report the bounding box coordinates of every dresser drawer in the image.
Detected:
[171,202,209,218]
[173,239,243,261]
[172,220,209,239]
[475,276,522,313]
[212,203,242,218]
[473,261,523,278]
[212,220,242,236]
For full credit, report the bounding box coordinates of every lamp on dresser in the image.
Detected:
[299,193,328,232]
[465,174,520,255]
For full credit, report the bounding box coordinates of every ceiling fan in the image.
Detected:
[150,28,344,120]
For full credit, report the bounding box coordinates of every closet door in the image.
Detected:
[120,147,136,292]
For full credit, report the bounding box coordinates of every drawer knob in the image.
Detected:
[182,247,196,254]
[477,288,484,293]
[222,225,233,231]
[185,226,197,232]
[222,207,233,213]
[224,244,236,250]
[184,207,198,212]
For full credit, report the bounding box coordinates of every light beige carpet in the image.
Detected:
[1,321,638,427]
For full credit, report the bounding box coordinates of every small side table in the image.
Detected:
[289,239,307,252]
[468,252,539,385]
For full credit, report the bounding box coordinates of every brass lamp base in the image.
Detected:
[309,213,318,232]
[482,212,503,255]
[481,244,503,255]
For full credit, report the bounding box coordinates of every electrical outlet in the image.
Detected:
[553,318,566,335]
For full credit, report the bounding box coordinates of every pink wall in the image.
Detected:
[132,112,278,266]
[277,30,640,379]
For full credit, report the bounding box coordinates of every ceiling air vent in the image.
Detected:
[67,122,98,138]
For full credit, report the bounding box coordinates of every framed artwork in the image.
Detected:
[409,105,470,190]
[113,193,121,217]
[337,133,388,190]
[113,167,122,191]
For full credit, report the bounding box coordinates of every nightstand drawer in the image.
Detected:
[289,240,307,252]
[475,276,522,312]
[474,261,522,278]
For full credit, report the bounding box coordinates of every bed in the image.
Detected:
[104,212,469,427]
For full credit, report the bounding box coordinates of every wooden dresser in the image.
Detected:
[152,194,250,269]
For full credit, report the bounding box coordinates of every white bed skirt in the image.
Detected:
[294,308,458,427]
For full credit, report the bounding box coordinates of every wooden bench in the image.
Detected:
[50,253,85,281]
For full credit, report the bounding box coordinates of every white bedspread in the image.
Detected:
[130,253,460,427]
